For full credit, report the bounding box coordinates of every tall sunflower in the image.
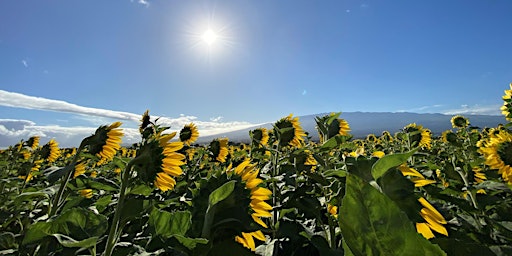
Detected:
[179,123,199,146]
[232,160,272,251]
[209,138,229,163]
[478,129,512,183]
[500,83,512,121]
[415,197,448,239]
[274,114,306,147]
[41,139,61,163]
[73,161,87,178]
[403,123,431,149]
[251,128,269,147]
[137,132,185,191]
[87,122,124,166]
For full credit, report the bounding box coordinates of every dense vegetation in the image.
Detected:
[2,85,512,255]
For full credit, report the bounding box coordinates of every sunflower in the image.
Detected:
[87,122,123,166]
[79,189,93,199]
[441,130,458,144]
[372,151,385,158]
[26,136,40,150]
[179,123,199,146]
[18,159,43,182]
[73,162,87,178]
[209,138,229,163]
[380,131,394,142]
[327,203,338,218]
[500,83,512,121]
[41,139,61,163]
[415,197,448,239]
[232,160,272,251]
[139,110,151,133]
[403,123,431,149]
[251,128,269,146]
[478,129,512,183]
[137,133,185,192]
[398,165,436,187]
[274,114,306,148]
[472,167,487,183]
[451,115,469,129]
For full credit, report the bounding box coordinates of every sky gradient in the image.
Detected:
[1,0,511,147]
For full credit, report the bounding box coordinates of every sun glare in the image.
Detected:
[202,29,218,46]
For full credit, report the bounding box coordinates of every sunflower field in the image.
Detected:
[1,85,512,256]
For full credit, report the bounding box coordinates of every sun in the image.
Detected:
[202,29,218,46]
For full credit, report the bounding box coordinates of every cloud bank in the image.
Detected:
[0,90,259,148]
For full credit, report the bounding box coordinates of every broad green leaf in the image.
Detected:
[149,209,191,238]
[371,148,417,180]
[15,191,49,204]
[319,135,346,151]
[324,169,347,178]
[208,180,236,207]
[51,234,98,248]
[340,175,446,256]
[22,208,107,245]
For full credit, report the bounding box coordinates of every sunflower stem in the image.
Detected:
[271,144,280,237]
[103,160,135,256]
[48,142,85,217]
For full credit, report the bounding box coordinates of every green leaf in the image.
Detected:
[15,191,49,204]
[128,184,154,196]
[209,180,236,207]
[173,235,208,250]
[371,149,417,180]
[340,175,446,256]
[22,208,107,245]
[320,135,346,151]
[94,195,112,213]
[149,209,191,238]
[51,234,98,248]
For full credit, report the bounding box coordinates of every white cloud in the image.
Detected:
[442,104,502,116]
[209,116,224,122]
[131,0,149,7]
[21,60,28,67]
[396,104,444,113]
[0,90,259,147]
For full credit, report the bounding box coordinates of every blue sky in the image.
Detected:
[1,0,511,147]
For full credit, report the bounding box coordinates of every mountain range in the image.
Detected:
[195,112,506,144]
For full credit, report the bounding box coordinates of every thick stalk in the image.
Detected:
[49,142,85,217]
[103,160,134,256]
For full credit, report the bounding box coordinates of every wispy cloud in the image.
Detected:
[0,90,259,147]
[396,104,444,113]
[131,0,149,7]
[21,60,28,67]
[0,90,141,122]
[442,104,501,116]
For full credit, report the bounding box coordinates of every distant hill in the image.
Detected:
[195,112,506,144]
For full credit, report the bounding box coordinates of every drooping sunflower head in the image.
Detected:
[403,123,431,149]
[209,138,229,163]
[478,129,512,183]
[274,114,306,147]
[26,136,40,150]
[136,132,185,191]
[316,113,350,143]
[500,83,512,122]
[441,130,458,144]
[250,128,269,147]
[40,139,61,163]
[179,123,199,146]
[451,115,470,129]
[232,160,272,251]
[86,122,123,165]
